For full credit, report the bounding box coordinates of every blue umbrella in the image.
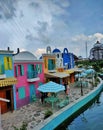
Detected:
[84,69,95,74]
[75,72,87,78]
[37,81,65,93]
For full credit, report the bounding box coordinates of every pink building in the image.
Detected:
[13,51,44,108]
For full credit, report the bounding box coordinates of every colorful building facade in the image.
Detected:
[42,46,56,73]
[52,47,75,83]
[42,47,70,84]
[89,41,103,60]
[13,51,44,108]
[52,48,63,69]
[62,48,75,69]
[0,49,17,114]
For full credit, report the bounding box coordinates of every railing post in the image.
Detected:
[81,81,83,96]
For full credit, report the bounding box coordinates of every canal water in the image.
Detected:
[66,91,103,130]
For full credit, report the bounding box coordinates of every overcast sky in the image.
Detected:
[0,0,103,58]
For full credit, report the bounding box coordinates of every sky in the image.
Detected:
[0,0,103,58]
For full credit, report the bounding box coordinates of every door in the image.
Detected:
[0,91,7,114]
[6,90,11,111]
[29,84,36,102]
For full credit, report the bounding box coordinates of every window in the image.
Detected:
[36,64,42,74]
[48,59,55,70]
[28,64,38,78]
[20,65,24,76]
[0,62,4,74]
[57,54,59,58]
[40,64,42,73]
[18,87,25,99]
[15,65,24,76]
[4,56,12,70]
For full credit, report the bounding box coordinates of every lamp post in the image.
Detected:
[91,72,94,89]
[80,78,83,96]
[78,71,83,96]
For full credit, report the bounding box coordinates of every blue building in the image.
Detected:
[0,48,17,114]
[62,48,75,69]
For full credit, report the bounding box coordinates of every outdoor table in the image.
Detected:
[44,96,59,109]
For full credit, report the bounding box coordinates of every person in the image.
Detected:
[41,92,48,104]
[41,92,44,104]
[47,92,51,97]
[64,80,68,94]
[66,84,70,96]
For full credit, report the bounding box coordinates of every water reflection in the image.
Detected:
[80,113,88,123]
[67,91,103,130]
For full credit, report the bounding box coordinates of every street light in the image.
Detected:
[80,78,83,96]
[78,71,83,96]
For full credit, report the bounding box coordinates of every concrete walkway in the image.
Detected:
[1,82,94,130]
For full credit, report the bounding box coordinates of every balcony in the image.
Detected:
[0,65,6,79]
[48,69,57,73]
[27,71,40,82]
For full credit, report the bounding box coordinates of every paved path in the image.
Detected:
[1,83,93,130]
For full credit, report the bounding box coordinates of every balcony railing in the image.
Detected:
[27,71,40,82]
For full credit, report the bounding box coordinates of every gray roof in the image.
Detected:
[13,51,37,61]
[0,50,13,54]
[93,41,103,48]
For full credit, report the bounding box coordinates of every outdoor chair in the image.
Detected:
[57,96,69,108]
[82,81,88,87]
[32,95,38,102]
[73,81,81,87]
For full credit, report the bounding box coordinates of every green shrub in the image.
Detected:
[12,121,27,130]
[44,109,53,119]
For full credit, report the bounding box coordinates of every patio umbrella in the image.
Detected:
[37,81,65,93]
[75,72,87,78]
[84,69,95,74]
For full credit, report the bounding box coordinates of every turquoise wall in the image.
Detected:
[0,54,14,77]
[13,85,16,110]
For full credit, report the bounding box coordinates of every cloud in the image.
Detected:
[0,0,16,20]
[93,33,103,41]
[0,0,70,57]
[35,48,46,58]
[70,33,103,57]
[0,0,103,59]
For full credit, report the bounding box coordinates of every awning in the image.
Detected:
[0,77,17,87]
[45,72,70,78]
[65,69,75,74]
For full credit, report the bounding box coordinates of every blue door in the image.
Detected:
[29,84,36,102]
